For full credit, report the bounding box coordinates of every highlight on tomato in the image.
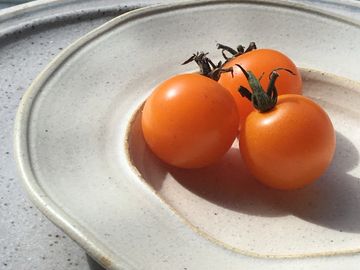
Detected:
[141,52,239,169]
[217,42,303,127]
[237,65,335,190]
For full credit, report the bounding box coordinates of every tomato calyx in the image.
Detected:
[217,42,257,62]
[182,51,233,81]
[237,65,295,112]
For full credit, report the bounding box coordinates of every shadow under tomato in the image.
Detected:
[168,147,288,217]
[128,109,360,233]
[279,132,360,233]
[170,131,360,233]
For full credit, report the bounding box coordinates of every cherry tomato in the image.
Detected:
[142,73,239,169]
[240,94,335,190]
[218,49,302,127]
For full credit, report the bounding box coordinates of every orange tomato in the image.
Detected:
[218,49,302,127]
[142,73,239,169]
[240,94,335,190]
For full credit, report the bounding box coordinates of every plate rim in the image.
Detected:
[13,0,360,268]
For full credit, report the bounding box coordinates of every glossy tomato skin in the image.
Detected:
[142,73,239,169]
[218,49,302,127]
[240,94,335,190]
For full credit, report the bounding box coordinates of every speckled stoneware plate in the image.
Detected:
[14,0,360,269]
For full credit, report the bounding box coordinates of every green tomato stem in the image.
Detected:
[237,65,295,113]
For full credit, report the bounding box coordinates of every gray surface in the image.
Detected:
[1,0,360,269]
[0,1,31,9]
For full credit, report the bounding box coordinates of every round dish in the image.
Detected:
[15,0,360,269]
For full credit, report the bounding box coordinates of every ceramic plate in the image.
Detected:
[15,1,360,269]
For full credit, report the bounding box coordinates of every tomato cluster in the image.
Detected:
[141,42,335,190]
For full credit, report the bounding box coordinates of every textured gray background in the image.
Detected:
[0,0,359,269]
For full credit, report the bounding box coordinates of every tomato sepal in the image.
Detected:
[237,65,296,113]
